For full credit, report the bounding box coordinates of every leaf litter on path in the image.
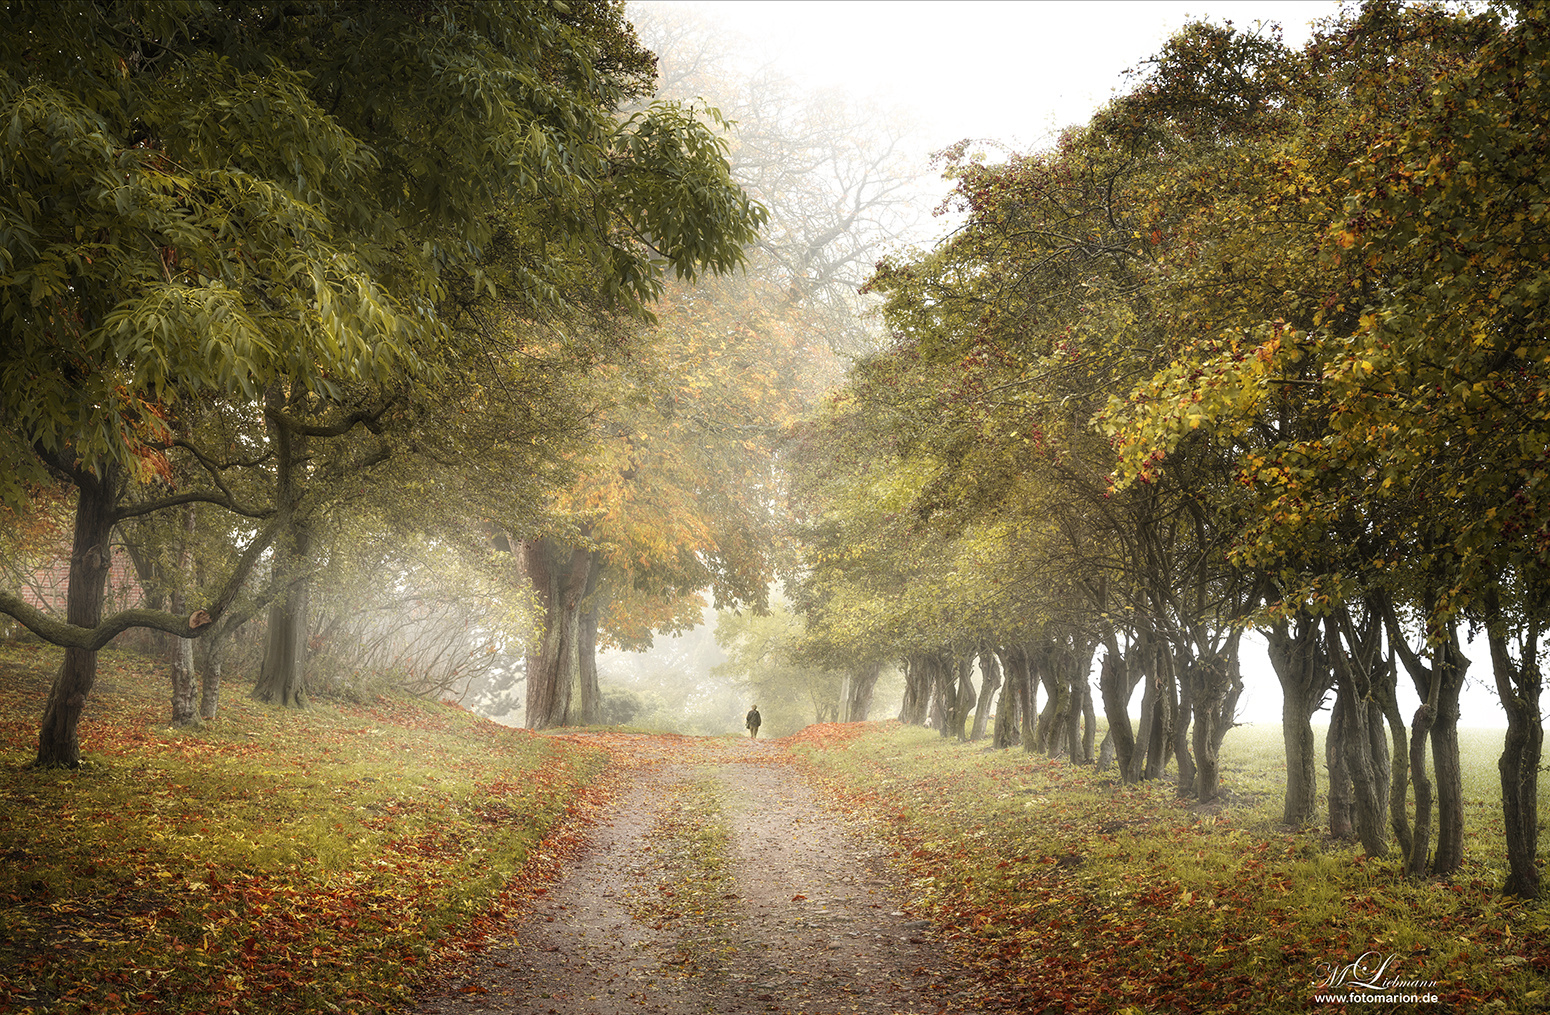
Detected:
[413,734,993,1014]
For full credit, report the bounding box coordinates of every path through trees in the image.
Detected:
[413,735,990,1015]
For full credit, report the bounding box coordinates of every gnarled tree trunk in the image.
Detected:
[1266,613,1329,826]
[993,645,1034,750]
[1165,647,1195,797]
[1380,596,1469,876]
[36,466,120,768]
[839,662,881,723]
[1326,611,1392,858]
[899,653,933,726]
[970,649,1000,742]
[522,537,602,730]
[1100,631,1146,782]
[1326,687,1356,841]
[951,655,975,742]
[1485,592,1542,899]
[1186,642,1242,803]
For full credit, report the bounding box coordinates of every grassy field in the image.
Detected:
[3,640,1547,1014]
[0,642,608,1014]
[790,721,1549,1014]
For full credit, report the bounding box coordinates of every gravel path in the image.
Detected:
[413,735,987,1015]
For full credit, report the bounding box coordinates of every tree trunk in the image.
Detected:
[167,505,199,725]
[1351,691,1392,858]
[1130,642,1162,783]
[1080,675,1096,764]
[36,468,119,767]
[1166,649,1196,797]
[1428,685,1465,874]
[1426,642,1467,876]
[994,646,1033,750]
[1326,687,1355,840]
[1383,602,1469,877]
[253,384,312,709]
[1266,613,1329,826]
[900,654,932,726]
[169,636,197,724]
[1066,638,1093,763]
[1485,599,1542,899]
[928,653,956,736]
[1038,667,1066,756]
[1326,614,1391,858]
[1375,674,1413,867]
[578,606,600,725]
[1013,645,1038,753]
[1407,699,1435,878]
[198,634,224,720]
[841,662,881,722]
[970,649,1000,742]
[522,537,601,730]
[1101,632,1146,782]
[253,572,310,708]
[1187,652,1234,802]
[952,655,975,742]
[992,679,1018,748]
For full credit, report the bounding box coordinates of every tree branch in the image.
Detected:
[0,516,282,649]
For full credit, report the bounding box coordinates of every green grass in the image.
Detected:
[791,721,1550,1015]
[5,641,1544,1015]
[0,642,608,1014]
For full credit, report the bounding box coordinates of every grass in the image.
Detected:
[634,774,738,974]
[5,639,1546,1014]
[0,642,608,1014]
[789,721,1550,1015]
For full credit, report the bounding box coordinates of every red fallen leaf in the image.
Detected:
[459,984,488,994]
[791,893,807,901]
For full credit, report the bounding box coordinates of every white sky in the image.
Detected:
[656,1,1336,146]
[631,1,1512,730]
[641,1,1342,245]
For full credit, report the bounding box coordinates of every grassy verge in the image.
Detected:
[632,775,737,974]
[790,721,1549,1015]
[0,642,607,1015]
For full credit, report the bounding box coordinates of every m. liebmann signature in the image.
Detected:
[1312,951,1438,992]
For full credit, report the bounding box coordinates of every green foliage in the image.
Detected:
[1104,3,1550,629]
[0,0,762,507]
[713,601,844,733]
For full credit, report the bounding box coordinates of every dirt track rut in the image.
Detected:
[413,735,987,1015]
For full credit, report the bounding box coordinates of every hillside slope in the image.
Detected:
[0,643,607,1014]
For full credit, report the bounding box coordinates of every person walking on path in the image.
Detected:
[745,704,762,741]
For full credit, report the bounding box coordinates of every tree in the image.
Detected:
[635,4,920,357]
[1106,3,1549,893]
[519,266,835,728]
[519,6,924,729]
[2,1,762,764]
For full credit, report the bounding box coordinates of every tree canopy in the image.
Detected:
[0,0,764,764]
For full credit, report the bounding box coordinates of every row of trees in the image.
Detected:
[786,2,1546,898]
[0,3,730,755]
[0,3,917,763]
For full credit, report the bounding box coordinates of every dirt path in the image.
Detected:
[414,735,989,1015]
